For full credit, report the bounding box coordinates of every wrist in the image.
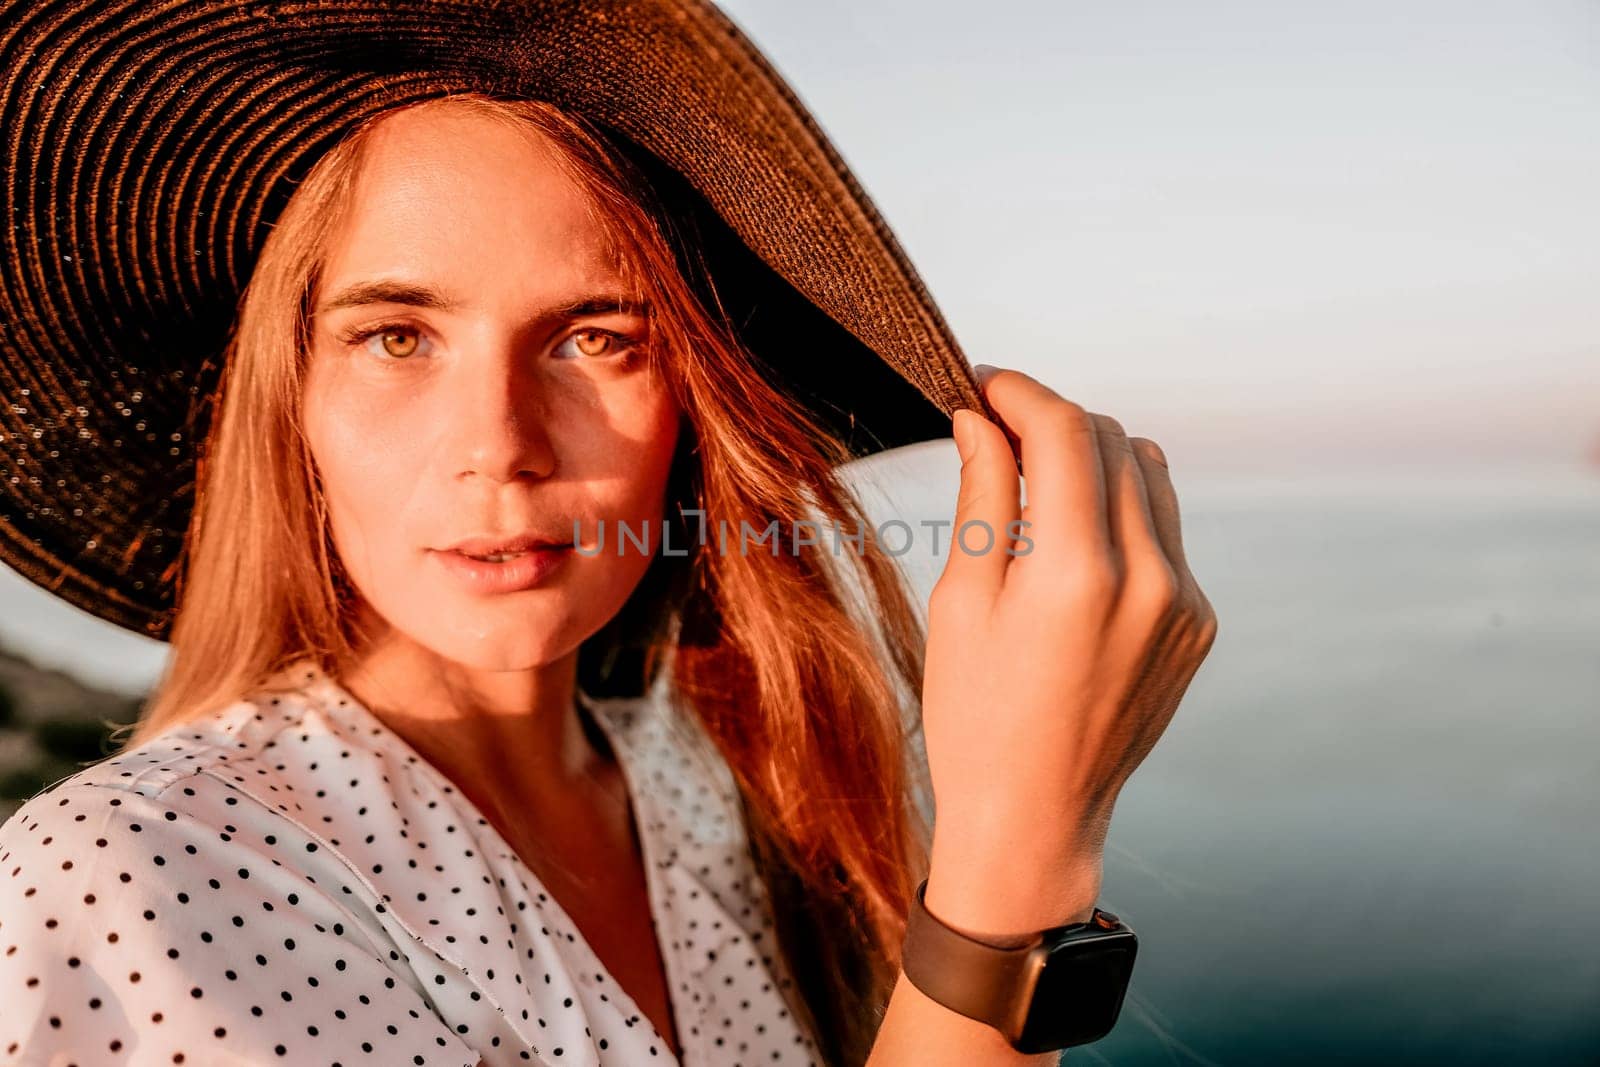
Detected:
[932,798,1114,864]
[921,847,1104,946]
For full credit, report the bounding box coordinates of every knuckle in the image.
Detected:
[1130,436,1168,469]
[1128,558,1181,614]
[954,488,1000,528]
[1091,413,1136,456]
[1188,590,1220,644]
[1091,412,1128,439]
[1047,399,1094,436]
[1051,556,1120,608]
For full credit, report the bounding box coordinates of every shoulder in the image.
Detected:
[10,658,447,849]
[0,657,439,923]
[0,659,388,949]
[17,659,383,800]
[0,667,478,1065]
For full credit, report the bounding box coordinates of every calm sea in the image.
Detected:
[1064,469,1600,1066]
[4,455,1597,1065]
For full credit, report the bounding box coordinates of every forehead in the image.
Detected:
[319,103,633,296]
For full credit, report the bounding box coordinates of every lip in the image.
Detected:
[440,531,571,556]
[429,544,573,594]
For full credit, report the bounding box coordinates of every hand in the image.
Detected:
[919,365,1218,927]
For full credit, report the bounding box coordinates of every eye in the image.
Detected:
[338,322,433,362]
[555,328,638,361]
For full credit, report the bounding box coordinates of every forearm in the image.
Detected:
[865,842,1105,1066]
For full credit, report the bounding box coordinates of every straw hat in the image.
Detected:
[0,0,989,641]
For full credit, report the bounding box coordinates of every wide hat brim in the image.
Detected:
[0,0,991,642]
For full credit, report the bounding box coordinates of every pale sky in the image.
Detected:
[4,0,1597,689]
[718,0,1600,475]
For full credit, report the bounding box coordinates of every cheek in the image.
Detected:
[588,381,682,521]
[302,371,423,576]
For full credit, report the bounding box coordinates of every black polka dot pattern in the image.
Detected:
[0,658,823,1065]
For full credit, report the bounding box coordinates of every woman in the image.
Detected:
[0,4,1216,1067]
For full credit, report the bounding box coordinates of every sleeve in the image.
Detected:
[0,781,481,1067]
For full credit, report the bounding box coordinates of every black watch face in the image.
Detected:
[1015,931,1139,1054]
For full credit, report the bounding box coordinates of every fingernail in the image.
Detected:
[973,363,999,384]
[952,409,976,462]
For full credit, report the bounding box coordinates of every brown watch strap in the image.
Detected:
[900,877,1044,1038]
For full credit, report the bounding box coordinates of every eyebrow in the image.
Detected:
[312,281,650,320]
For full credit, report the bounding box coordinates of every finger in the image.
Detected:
[973,367,1109,566]
[1090,413,1166,581]
[1129,436,1190,576]
[936,407,1022,601]
[974,366,1024,470]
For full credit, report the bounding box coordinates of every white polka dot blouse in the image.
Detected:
[0,658,825,1066]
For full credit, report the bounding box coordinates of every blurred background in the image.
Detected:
[2,0,1595,1063]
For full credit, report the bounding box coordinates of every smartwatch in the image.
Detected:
[900,877,1138,1054]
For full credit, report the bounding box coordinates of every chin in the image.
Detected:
[356,567,642,672]
[417,586,632,669]
[420,611,578,670]
[403,631,569,675]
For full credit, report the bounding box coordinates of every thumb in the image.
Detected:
[936,408,1021,602]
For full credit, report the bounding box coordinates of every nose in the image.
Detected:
[445,346,557,485]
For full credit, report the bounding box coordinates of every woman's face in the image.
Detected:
[302,104,681,671]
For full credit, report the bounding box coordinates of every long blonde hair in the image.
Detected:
[116,91,932,1065]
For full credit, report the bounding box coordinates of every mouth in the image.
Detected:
[428,539,576,594]
[445,547,568,563]
[436,532,574,560]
